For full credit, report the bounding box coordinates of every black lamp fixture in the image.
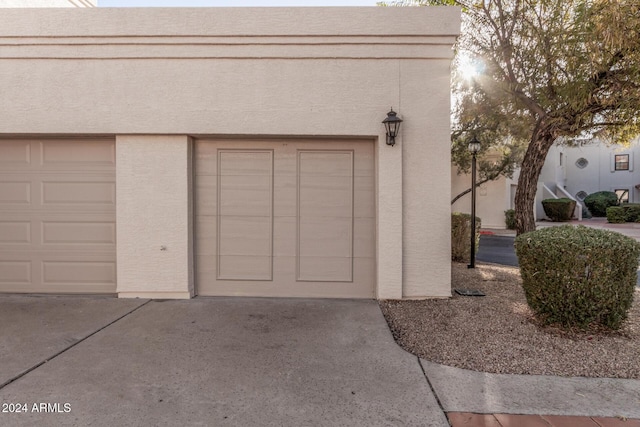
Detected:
[468,135,481,155]
[382,108,403,147]
[467,135,481,269]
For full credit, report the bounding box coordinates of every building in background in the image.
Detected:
[451,137,640,229]
[537,138,640,218]
[451,166,518,229]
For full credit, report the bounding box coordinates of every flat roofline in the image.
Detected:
[0,7,461,38]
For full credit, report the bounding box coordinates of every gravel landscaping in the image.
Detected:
[380,262,640,379]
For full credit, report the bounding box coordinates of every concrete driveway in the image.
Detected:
[0,296,447,427]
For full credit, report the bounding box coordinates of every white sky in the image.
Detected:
[98,0,380,6]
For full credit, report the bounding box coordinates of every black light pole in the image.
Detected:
[468,135,481,269]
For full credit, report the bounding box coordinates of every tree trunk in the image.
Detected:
[514,132,556,235]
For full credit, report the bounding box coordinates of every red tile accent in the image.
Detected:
[494,413,550,427]
[541,415,599,427]
[592,417,640,427]
[447,413,501,427]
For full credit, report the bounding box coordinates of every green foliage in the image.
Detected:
[504,209,516,230]
[604,204,640,223]
[451,212,481,263]
[541,198,576,222]
[515,225,640,330]
[622,204,640,222]
[380,0,640,234]
[584,191,619,217]
[606,206,626,223]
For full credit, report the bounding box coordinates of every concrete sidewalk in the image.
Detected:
[0,296,638,426]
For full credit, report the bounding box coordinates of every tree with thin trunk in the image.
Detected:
[380,0,640,234]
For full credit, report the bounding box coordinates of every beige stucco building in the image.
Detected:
[451,167,519,229]
[0,7,460,300]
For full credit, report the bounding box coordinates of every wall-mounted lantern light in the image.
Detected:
[382,108,403,147]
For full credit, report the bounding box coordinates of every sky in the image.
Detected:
[98,0,381,6]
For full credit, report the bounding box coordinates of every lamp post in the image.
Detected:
[468,135,481,268]
[382,108,403,147]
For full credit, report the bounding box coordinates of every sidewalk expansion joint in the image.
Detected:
[417,357,450,426]
[0,299,152,391]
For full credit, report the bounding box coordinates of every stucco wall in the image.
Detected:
[0,8,460,299]
[451,167,515,229]
[116,136,193,299]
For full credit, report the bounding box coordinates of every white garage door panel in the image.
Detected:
[42,220,116,245]
[42,180,115,206]
[0,213,115,249]
[196,139,375,298]
[41,140,115,168]
[0,220,31,243]
[298,150,353,282]
[217,150,273,281]
[0,261,31,284]
[196,256,375,298]
[0,181,31,204]
[0,140,31,168]
[0,252,116,293]
[0,139,116,294]
[42,260,115,286]
[0,139,115,172]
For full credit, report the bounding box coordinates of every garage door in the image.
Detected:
[195,139,375,298]
[0,139,116,294]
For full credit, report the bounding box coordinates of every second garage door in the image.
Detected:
[0,138,116,294]
[195,139,375,298]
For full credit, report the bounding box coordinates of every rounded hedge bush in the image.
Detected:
[606,206,626,223]
[504,209,516,230]
[583,191,619,217]
[515,225,640,330]
[451,212,481,263]
[541,198,576,221]
[623,204,640,222]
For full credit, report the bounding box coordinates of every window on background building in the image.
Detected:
[615,154,630,171]
[576,191,588,201]
[575,158,589,169]
[615,189,630,204]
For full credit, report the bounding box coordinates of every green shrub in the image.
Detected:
[606,206,626,223]
[515,225,640,330]
[622,204,640,222]
[583,191,619,217]
[541,198,576,222]
[504,209,516,230]
[451,212,481,263]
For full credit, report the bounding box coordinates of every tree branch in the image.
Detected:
[451,177,493,205]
